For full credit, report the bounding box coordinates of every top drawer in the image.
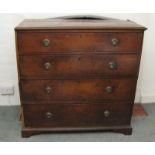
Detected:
[17,32,143,54]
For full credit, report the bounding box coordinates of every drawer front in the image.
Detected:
[18,32,143,54]
[23,103,131,127]
[21,79,137,102]
[20,54,140,78]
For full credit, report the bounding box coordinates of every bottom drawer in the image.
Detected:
[23,102,132,128]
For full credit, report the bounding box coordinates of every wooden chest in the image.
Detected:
[15,16,146,137]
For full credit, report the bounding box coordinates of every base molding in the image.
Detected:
[22,125,132,138]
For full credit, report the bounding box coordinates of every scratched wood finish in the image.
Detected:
[15,16,146,137]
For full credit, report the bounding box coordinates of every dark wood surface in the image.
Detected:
[20,54,140,79]
[21,79,137,102]
[18,32,143,54]
[23,102,131,127]
[15,17,146,137]
[21,126,132,138]
[15,18,146,30]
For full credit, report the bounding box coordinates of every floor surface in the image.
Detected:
[0,104,154,142]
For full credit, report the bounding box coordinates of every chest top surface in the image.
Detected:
[15,15,146,30]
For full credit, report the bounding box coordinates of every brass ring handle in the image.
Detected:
[104,110,110,117]
[108,61,117,70]
[42,39,50,47]
[45,86,52,94]
[44,62,52,70]
[46,112,53,119]
[105,86,113,93]
[111,38,119,46]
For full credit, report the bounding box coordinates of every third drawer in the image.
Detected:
[20,79,137,102]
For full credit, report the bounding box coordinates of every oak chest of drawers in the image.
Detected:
[15,16,146,137]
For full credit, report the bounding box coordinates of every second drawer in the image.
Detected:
[20,54,140,79]
[21,79,137,102]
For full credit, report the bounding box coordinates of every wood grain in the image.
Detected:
[17,32,143,54]
[15,17,146,137]
[21,79,137,102]
[15,19,146,30]
[20,54,140,79]
[23,102,131,128]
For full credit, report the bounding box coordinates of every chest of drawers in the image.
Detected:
[15,16,146,137]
